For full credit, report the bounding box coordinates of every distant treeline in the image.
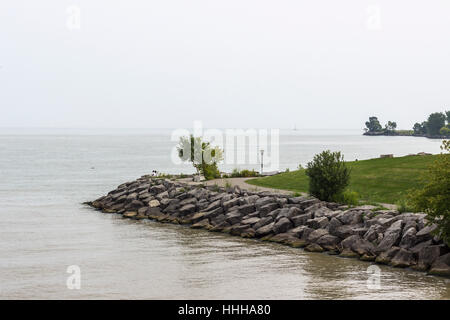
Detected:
[364,111,450,138]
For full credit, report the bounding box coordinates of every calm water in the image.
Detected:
[0,129,448,299]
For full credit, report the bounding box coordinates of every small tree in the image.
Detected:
[426,112,446,136]
[305,150,351,202]
[385,121,397,132]
[440,126,450,136]
[413,122,426,135]
[365,116,382,132]
[411,140,450,245]
[177,135,223,180]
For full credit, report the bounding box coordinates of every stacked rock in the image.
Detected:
[87,176,450,277]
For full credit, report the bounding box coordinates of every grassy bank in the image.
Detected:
[246,155,441,204]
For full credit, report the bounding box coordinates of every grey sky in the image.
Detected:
[1,1,449,130]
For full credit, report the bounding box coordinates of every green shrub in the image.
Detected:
[230,168,259,178]
[395,198,414,213]
[230,168,240,178]
[410,140,450,245]
[305,150,351,201]
[201,162,221,180]
[224,180,232,189]
[333,190,359,206]
[439,126,450,136]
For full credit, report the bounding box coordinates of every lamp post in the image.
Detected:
[260,149,264,174]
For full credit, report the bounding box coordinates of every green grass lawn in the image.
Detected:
[246,155,441,204]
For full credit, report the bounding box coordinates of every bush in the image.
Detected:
[230,168,260,178]
[224,180,232,189]
[305,150,351,201]
[201,162,221,180]
[439,126,450,136]
[410,140,450,245]
[333,190,359,206]
[395,198,414,213]
[177,135,223,180]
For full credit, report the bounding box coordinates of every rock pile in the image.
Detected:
[87,176,450,277]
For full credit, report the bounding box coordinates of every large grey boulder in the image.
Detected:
[225,211,243,225]
[163,198,181,213]
[415,224,438,243]
[304,203,324,214]
[210,214,227,226]
[222,198,240,211]
[351,238,376,256]
[307,229,329,243]
[390,248,415,268]
[273,217,293,234]
[148,199,160,208]
[305,243,324,252]
[203,206,224,219]
[156,191,169,201]
[410,239,433,254]
[291,213,313,227]
[259,203,279,216]
[415,245,443,271]
[375,246,401,264]
[336,210,363,225]
[241,217,260,226]
[340,235,361,251]
[312,206,335,218]
[150,185,166,194]
[399,227,417,249]
[316,234,340,250]
[363,224,385,242]
[339,235,375,256]
[253,216,273,230]
[126,193,138,202]
[255,222,275,237]
[375,216,397,229]
[327,217,342,235]
[287,207,303,218]
[375,220,403,253]
[267,208,282,219]
[238,204,256,215]
[288,225,310,238]
[255,197,275,210]
[179,204,196,216]
[298,198,320,209]
[306,217,329,229]
[331,224,361,239]
[204,199,221,212]
[179,197,197,207]
[275,207,301,221]
[428,253,450,277]
[276,197,288,207]
[125,199,145,210]
[196,199,209,211]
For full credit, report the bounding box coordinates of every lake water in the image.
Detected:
[0,129,448,299]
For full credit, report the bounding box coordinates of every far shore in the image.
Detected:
[363,131,449,139]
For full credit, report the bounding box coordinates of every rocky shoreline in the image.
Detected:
[363,131,449,139]
[86,176,450,278]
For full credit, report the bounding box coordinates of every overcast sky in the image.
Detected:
[1,1,449,130]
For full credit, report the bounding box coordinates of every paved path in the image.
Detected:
[177,176,398,209]
[178,177,296,195]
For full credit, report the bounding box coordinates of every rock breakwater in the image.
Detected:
[86,176,450,277]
